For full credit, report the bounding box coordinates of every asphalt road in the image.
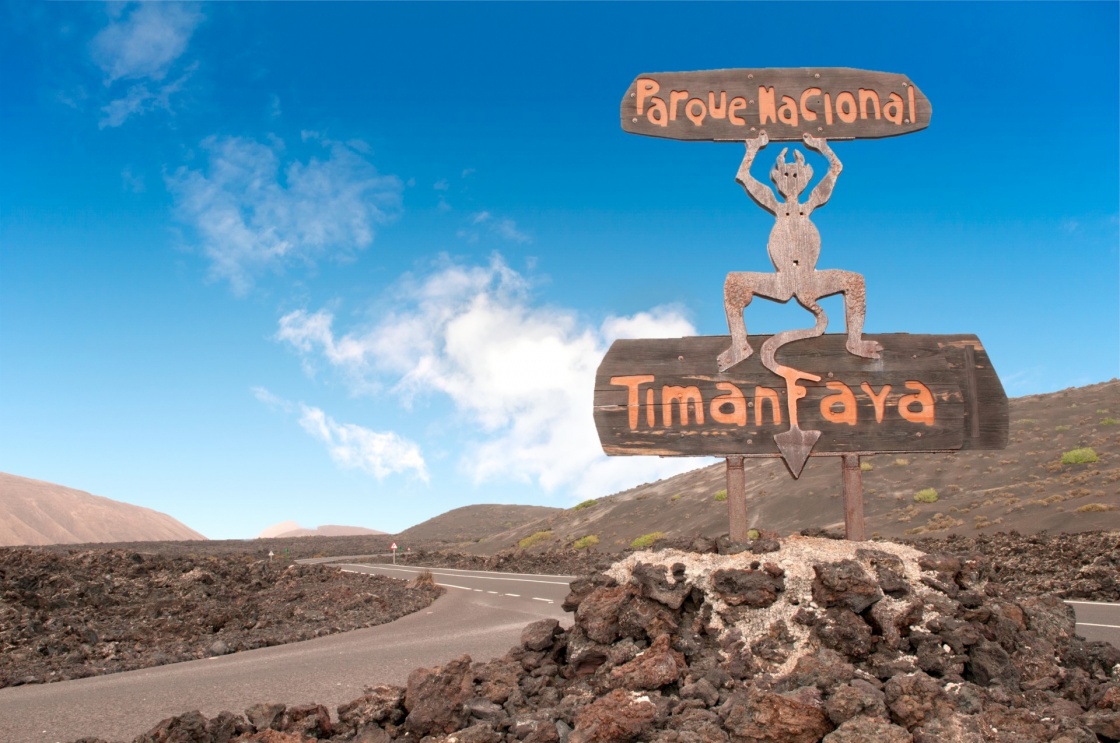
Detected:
[1064,599,1120,648]
[0,564,574,743]
[1,562,1116,743]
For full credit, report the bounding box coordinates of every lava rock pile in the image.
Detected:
[0,548,442,688]
[82,536,1120,742]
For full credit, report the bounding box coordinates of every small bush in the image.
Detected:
[1055,425,1071,432]
[572,535,600,549]
[894,458,910,466]
[714,489,728,502]
[860,461,874,472]
[518,530,552,549]
[747,529,761,540]
[1101,418,1119,426]
[630,531,666,549]
[914,488,939,503]
[572,499,598,511]
[1061,448,1099,465]
[671,494,683,502]
[1075,503,1117,513]
[410,570,436,589]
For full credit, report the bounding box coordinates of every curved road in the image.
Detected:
[1,562,1116,742]
[0,564,574,743]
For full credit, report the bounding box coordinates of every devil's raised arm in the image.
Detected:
[736,133,778,214]
[804,134,842,211]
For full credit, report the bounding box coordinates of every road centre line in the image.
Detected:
[344,564,572,586]
[366,564,578,580]
[1077,622,1120,629]
[340,567,554,603]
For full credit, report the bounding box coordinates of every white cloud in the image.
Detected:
[276,256,704,500]
[251,385,294,413]
[98,64,193,129]
[91,3,202,83]
[89,3,201,127]
[252,387,426,482]
[167,135,403,294]
[460,211,530,244]
[298,405,428,482]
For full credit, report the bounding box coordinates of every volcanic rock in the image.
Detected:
[91,535,1120,743]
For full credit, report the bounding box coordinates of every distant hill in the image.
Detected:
[0,473,206,546]
[451,380,1120,554]
[257,523,387,538]
[397,504,564,546]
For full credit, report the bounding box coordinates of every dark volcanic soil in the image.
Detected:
[82,535,1120,743]
[908,530,1120,602]
[0,548,442,689]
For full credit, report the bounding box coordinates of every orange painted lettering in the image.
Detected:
[686,98,707,126]
[835,92,857,123]
[858,89,881,120]
[662,386,704,426]
[799,87,821,121]
[860,383,892,423]
[707,91,728,119]
[754,386,782,426]
[821,381,857,426]
[898,381,935,426]
[669,90,689,121]
[778,95,799,126]
[758,86,777,125]
[636,78,660,115]
[610,375,655,430]
[883,92,904,125]
[728,97,748,125]
[710,382,747,426]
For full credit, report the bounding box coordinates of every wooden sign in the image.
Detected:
[594,333,1007,460]
[620,67,931,142]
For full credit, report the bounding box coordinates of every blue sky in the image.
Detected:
[1,2,1117,540]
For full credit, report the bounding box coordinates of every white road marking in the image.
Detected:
[341,564,571,585]
[505,594,520,597]
[1077,622,1120,629]
[487,591,498,594]
[532,598,554,603]
[1066,600,1120,607]
[436,583,473,591]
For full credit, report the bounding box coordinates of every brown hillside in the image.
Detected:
[396,504,563,546]
[0,473,206,546]
[455,380,1120,554]
[271,525,388,538]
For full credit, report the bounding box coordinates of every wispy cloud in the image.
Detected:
[298,405,428,482]
[458,211,531,244]
[252,387,427,482]
[90,3,202,127]
[167,135,403,294]
[276,256,701,499]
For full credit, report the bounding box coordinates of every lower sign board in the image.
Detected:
[593,333,1007,459]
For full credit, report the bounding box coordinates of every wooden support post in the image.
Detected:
[726,456,748,542]
[841,454,866,541]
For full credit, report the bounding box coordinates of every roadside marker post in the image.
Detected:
[595,68,1008,542]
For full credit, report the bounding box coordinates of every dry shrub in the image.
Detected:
[410,570,436,589]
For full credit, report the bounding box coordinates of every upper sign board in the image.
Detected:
[620,67,931,142]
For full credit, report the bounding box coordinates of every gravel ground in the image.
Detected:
[0,548,442,689]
